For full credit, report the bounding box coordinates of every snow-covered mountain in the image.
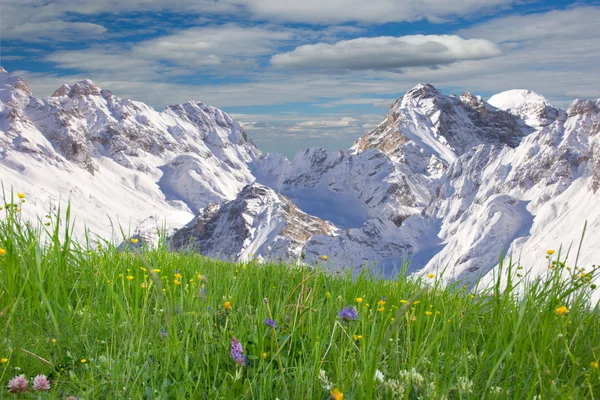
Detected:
[2,67,599,293]
[0,67,259,241]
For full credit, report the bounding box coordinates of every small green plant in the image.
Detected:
[0,193,599,398]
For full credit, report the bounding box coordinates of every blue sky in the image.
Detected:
[1,0,599,158]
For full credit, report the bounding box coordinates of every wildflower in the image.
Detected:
[0,248,6,256]
[374,370,385,384]
[32,374,50,391]
[353,335,362,340]
[0,358,7,363]
[321,255,328,261]
[131,238,139,244]
[174,273,183,279]
[264,318,277,328]
[356,297,363,303]
[427,273,435,279]
[413,300,421,305]
[547,249,555,255]
[338,306,358,322]
[400,300,409,304]
[8,374,28,393]
[378,307,385,312]
[126,275,134,281]
[17,192,25,199]
[51,338,57,343]
[160,328,168,338]
[555,306,569,315]
[411,315,417,321]
[330,388,343,400]
[378,299,386,306]
[141,283,148,288]
[81,359,86,363]
[174,280,181,285]
[230,337,246,366]
[326,292,332,299]
[263,352,268,359]
[425,311,433,317]
[591,361,599,369]
[140,267,147,272]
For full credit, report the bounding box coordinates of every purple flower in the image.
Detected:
[32,374,50,391]
[230,337,246,366]
[160,328,168,338]
[338,306,358,322]
[264,318,278,328]
[8,374,28,393]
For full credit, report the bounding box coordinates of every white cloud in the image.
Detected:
[236,0,518,24]
[133,24,295,67]
[271,35,501,70]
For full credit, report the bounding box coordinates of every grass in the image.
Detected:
[1,196,600,399]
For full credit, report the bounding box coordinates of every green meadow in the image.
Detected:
[1,197,599,399]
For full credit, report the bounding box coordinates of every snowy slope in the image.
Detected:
[0,67,260,242]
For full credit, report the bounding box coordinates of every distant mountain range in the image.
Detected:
[1,66,598,290]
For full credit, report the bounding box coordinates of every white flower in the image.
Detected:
[457,376,473,394]
[374,369,385,384]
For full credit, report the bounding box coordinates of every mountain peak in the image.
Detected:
[488,89,563,127]
[52,79,102,98]
[404,83,442,101]
[0,67,31,95]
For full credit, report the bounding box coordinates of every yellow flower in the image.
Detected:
[162,288,166,292]
[263,352,268,359]
[131,238,139,244]
[331,388,343,400]
[81,359,87,363]
[224,301,231,311]
[189,279,194,283]
[325,292,332,299]
[321,255,328,261]
[425,311,433,317]
[17,192,25,199]
[411,315,417,321]
[174,273,182,279]
[174,279,181,285]
[356,297,363,303]
[140,267,147,272]
[400,300,409,304]
[555,306,569,315]
[365,303,370,308]
[1,358,8,363]
[151,269,161,273]
[353,335,362,340]
[51,338,57,343]
[377,307,385,312]
[126,275,134,281]
[547,249,555,255]
[427,273,435,279]
[377,300,386,306]
[141,283,148,288]
[0,248,6,256]
[591,361,599,369]
[413,300,421,305]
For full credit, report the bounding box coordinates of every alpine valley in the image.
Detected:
[1,67,599,290]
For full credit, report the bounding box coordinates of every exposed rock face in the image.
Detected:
[169,183,335,261]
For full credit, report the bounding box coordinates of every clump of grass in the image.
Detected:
[1,195,599,398]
